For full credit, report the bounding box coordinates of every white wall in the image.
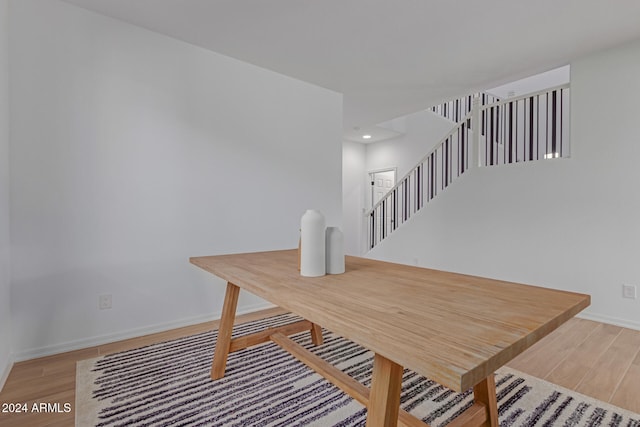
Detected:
[0,0,13,389]
[369,38,640,330]
[9,0,342,359]
[342,141,366,255]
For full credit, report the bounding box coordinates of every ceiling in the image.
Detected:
[61,0,640,135]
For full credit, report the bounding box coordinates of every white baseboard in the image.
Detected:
[13,302,276,362]
[0,354,14,393]
[577,311,640,331]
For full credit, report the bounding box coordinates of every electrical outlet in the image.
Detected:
[622,284,637,299]
[99,294,112,310]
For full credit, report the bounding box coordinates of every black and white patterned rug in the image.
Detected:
[76,313,640,426]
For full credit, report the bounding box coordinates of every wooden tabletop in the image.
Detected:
[190,249,590,392]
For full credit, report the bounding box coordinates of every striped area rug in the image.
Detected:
[76,313,640,426]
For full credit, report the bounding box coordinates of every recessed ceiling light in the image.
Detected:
[362,134,372,140]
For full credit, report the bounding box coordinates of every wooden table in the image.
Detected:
[190,249,590,427]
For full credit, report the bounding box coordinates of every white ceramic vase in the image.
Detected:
[300,209,326,277]
[325,227,345,274]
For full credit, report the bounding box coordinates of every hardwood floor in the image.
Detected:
[507,316,640,414]
[0,309,638,427]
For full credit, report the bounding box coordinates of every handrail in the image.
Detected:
[479,83,570,110]
[431,92,499,124]
[364,110,473,217]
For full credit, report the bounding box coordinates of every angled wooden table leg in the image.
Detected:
[366,353,404,427]
[310,323,324,345]
[211,282,240,380]
[473,374,498,427]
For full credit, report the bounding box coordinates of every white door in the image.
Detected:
[369,169,396,243]
[371,170,396,207]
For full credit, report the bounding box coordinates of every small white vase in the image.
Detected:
[325,227,345,274]
[300,209,326,277]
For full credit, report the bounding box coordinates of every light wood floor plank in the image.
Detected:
[575,327,640,401]
[0,370,75,403]
[610,350,640,413]
[544,323,621,390]
[506,318,596,378]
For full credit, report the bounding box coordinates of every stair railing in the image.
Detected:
[479,83,570,166]
[364,83,570,250]
[365,112,473,249]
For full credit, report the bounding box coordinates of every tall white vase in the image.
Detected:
[326,227,345,274]
[300,209,326,277]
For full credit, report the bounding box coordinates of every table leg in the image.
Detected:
[473,374,498,427]
[310,323,324,345]
[211,282,240,380]
[366,353,404,427]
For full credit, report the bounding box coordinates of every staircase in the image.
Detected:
[365,84,570,250]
